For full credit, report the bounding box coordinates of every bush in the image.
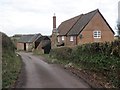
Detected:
[50,47,72,61]
[2,33,21,88]
[50,40,120,88]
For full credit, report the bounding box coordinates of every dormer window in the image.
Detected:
[62,36,64,41]
[93,31,101,38]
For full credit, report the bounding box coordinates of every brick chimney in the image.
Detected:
[53,14,56,32]
[51,13,58,48]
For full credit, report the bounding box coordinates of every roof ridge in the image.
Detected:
[58,14,83,36]
[66,14,84,35]
[96,10,115,34]
[30,34,42,42]
[84,9,99,15]
[79,9,99,32]
[61,14,83,24]
[58,9,99,36]
[61,9,98,24]
[67,9,99,36]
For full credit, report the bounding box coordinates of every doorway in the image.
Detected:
[24,43,26,51]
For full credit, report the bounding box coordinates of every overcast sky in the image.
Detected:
[0,0,119,36]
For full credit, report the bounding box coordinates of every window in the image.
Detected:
[58,37,60,42]
[70,36,74,41]
[62,36,64,41]
[93,31,101,38]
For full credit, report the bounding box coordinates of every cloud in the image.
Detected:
[0,0,119,36]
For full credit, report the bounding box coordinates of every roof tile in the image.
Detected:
[18,34,42,43]
[67,9,98,35]
[58,15,82,36]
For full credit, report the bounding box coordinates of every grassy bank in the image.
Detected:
[2,33,22,88]
[49,40,120,88]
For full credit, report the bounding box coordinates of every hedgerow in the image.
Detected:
[50,40,120,88]
[2,33,22,88]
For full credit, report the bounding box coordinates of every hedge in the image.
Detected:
[50,40,120,88]
[2,33,22,88]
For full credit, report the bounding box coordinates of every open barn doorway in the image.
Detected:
[24,43,26,51]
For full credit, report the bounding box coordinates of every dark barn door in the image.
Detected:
[24,43,26,51]
[43,42,51,54]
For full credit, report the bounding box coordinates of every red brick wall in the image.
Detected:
[17,43,24,50]
[66,36,77,46]
[58,36,67,45]
[77,12,114,45]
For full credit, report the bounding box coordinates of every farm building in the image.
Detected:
[35,36,51,54]
[17,34,42,51]
[17,34,51,53]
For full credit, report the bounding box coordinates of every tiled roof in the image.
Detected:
[67,9,98,35]
[18,34,42,43]
[57,9,114,36]
[58,15,82,36]
[35,36,50,43]
[35,36,51,48]
[29,34,42,42]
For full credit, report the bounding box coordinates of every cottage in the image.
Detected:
[17,34,42,51]
[51,9,115,48]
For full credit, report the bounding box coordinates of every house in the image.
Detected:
[17,34,42,51]
[51,9,115,48]
[35,36,51,54]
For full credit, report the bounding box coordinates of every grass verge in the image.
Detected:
[2,51,22,88]
[2,32,22,88]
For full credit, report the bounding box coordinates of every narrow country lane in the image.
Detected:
[16,52,91,88]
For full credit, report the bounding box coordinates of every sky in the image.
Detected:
[0,0,119,36]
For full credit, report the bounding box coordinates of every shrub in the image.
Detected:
[50,40,120,88]
[2,33,21,88]
[50,47,72,62]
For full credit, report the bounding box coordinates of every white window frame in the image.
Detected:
[62,36,64,41]
[70,36,74,41]
[93,31,101,38]
[58,37,60,42]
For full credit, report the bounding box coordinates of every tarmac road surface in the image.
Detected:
[16,52,91,88]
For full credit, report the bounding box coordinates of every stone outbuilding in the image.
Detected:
[35,36,51,54]
[17,34,42,51]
